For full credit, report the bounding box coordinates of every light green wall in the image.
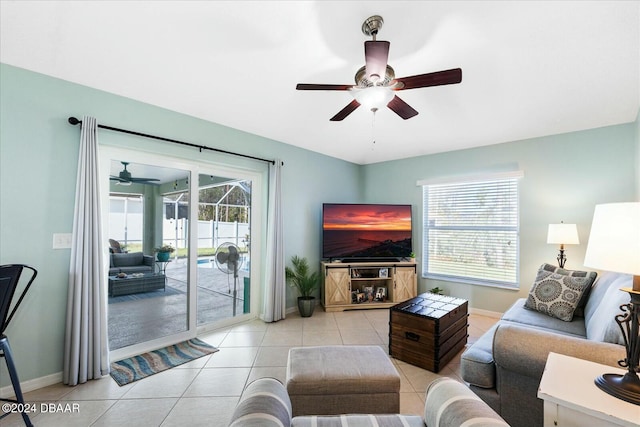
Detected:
[0,64,361,385]
[362,123,638,312]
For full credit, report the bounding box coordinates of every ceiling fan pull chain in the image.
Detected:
[371,110,377,149]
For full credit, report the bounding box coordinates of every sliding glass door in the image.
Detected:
[196,175,253,327]
[102,147,262,359]
[106,159,190,352]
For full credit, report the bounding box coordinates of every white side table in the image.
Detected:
[538,352,640,427]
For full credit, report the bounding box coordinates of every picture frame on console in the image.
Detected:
[364,286,374,302]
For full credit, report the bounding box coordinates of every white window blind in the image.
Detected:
[422,173,521,288]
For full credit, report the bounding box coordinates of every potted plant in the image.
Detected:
[154,244,175,262]
[285,255,320,317]
[409,252,416,262]
[429,286,444,295]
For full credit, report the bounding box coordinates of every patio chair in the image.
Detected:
[0,264,37,427]
[109,239,126,253]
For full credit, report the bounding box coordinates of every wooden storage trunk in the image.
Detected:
[389,293,468,373]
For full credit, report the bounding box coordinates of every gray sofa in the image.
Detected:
[228,376,509,427]
[460,269,630,427]
[108,252,154,276]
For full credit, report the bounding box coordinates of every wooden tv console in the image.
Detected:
[321,261,417,312]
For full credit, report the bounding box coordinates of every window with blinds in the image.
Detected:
[421,173,522,288]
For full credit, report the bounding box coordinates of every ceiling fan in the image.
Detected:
[296,15,462,121]
[110,161,160,185]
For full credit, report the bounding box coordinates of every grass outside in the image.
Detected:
[121,243,242,258]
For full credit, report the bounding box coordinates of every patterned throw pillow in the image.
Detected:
[524,263,597,322]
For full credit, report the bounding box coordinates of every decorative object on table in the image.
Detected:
[364,286,374,302]
[547,221,580,268]
[285,255,320,317]
[429,287,444,295]
[584,202,640,405]
[375,287,387,301]
[153,244,175,262]
[110,338,218,386]
[214,243,245,316]
[409,252,416,262]
[379,267,388,278]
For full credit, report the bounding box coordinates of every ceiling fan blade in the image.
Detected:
[296,83,353,91]
[364,40,390,83]
[129,177,160,182]
[387,95,419,120]
[394,68,462,90]
[330,100,361,121]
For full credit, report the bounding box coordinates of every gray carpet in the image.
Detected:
[108,258,248,350]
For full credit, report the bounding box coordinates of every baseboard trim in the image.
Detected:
[469,307,502,319]
[0,371,63,399]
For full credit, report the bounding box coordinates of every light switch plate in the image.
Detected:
[53,233,72,249]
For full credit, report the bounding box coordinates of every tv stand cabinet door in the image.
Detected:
[393,267,417,302]
[324,267,351,307]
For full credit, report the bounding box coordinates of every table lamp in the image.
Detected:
[547,222,580,268]
[584,202,640,405]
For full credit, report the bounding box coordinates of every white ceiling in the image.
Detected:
[1,1,638,165]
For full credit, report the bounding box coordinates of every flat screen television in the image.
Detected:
[322,203,412,261]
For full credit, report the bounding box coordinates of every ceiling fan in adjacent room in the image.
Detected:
[110,161,160,185]
[296,15,462,121]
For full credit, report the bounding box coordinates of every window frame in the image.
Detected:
[418,171,523,290]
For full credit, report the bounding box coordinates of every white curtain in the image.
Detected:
[63,116,110,385]
[262,159,285,322]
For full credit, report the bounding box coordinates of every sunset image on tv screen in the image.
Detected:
[322,204,412,259]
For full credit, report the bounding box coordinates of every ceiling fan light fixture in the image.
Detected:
[350,86,394,112]
[295,15,462,121]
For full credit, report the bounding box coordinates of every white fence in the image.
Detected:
[109,211,249,249]
[164,218,250,249]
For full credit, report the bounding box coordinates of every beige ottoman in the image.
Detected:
[286,345,401,416]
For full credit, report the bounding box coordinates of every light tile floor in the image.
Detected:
[3,309,497,427]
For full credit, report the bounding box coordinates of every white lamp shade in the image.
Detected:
[547,223,580,245]
[350,86,394,111]
[584,202,640,276]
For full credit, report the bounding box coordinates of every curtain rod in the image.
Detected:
[67,117,278,165]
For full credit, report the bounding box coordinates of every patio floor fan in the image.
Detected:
[214,243,244,316]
